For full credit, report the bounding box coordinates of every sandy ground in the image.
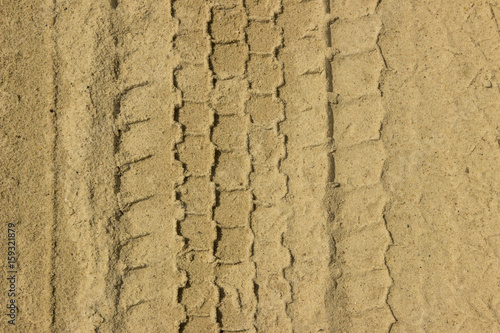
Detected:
[1,0,500,332]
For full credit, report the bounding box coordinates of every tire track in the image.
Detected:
[278,1,334,331]
[327,0,396,331]
[210,2,256,331]
[245,1,293,331]
[110,2,185,331]
[173,1,219,332]
[50,2,117,331]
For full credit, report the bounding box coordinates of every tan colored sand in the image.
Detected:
[0,0,499,332]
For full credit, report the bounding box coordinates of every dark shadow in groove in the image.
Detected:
[110,0,118,9]
[324,0,331,13]
[325,58,333,92]
[325,23,332,48]
[326,102,334,139]
[213,226,222,255]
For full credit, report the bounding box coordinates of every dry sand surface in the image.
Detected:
[1,0,500,332]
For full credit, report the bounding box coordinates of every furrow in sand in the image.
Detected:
[326,0,396,331]
[245,1,293,331]
[50,2,116,331]
[277,1,334,331]
[50,0,59,330]
[173,1,219,332]
[210,1,257,331]
[110,1,185,331]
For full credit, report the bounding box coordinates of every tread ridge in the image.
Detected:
[327,0,397,330]
[108,2,187,331]
[278,0,334,331]
[246,1,293,331]
[172,3,190,331]
[210,1,257,331]
[173,1,219,331]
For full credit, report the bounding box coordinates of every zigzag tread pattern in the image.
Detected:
[210,1,257,332]
[245,1,294,332]
[172,1,219,332]
[110,1,186,332]
[326,0,396,331]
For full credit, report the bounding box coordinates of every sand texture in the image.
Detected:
[1,0,499,332]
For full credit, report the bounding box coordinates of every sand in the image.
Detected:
[0,0,499,332]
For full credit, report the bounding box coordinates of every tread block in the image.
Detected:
[249,129,285,168]
[120,266,183,313]
[254,240,290,273]
[255,294,292,332]
[246,0,280,17]
[212,115,248,151]
[247,94,284,128]
[175,31,211,64]
[181,177,215,215]
[332,50,384,99]
[287,108,330,147]
[119,41,170,84]
[215,151,251,190]
[335,141,386,188]
[121,203,168,237]
[178,136,214,177]
[252,204,290,237]
[120,122,154,156]
[293,40,325,76]
[173,0,210,32]
[251,171,287,205]
[255,274,291,301]
[348,307,395,332]
[331,0,379,19]
[334,96,385,148]
[176,65,212,101]
[211,7,247,42]
[214,0,240,8]
[212,78,248,115]
[181,316,218,333]
[216,227,253,263]
[120,269,155,308]
[178,102,212,135]
[284,75,325,114]
[337,184,387,232]
[339,270,392,312]
[124,302,180,333]
[330,16,381,55]
[180,280,218,316]
[120,87,155,120]
[247,55,282,92]
[120,162,156,199]
[216,263,256,330]
[212,42,248,79]
[247,21,281,53]
[301,148,332,194]
[180,215,216,251]
[120,238,161,268]
[116,1,156,29]
[177,251,215,284]
[214,190,252,228]
[337,224,390,272]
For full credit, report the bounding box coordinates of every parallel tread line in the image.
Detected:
[247,0,293,331]
[211,1,256,331]
[173,1,219,331]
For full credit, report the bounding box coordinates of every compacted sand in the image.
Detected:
[1,0,500,332]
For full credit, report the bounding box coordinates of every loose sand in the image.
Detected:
[0,0,499,332]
